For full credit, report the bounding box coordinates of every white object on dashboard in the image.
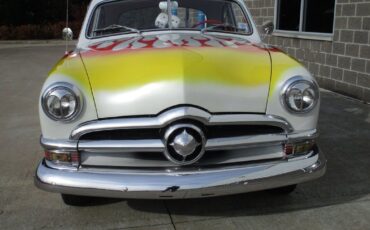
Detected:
[171,15,180,28]
[159,1,179,10]
[155,13,169,28]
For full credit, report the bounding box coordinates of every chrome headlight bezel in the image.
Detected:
[41,82,84,122]
[281,76,319,114]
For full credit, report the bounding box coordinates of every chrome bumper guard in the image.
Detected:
[35,149,326,199]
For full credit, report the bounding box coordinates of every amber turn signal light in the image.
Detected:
[284,140,315,157]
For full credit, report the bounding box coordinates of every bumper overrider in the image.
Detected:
[35,107,326,199]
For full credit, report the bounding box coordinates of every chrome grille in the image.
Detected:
[73,107,293,168]
[80,145,284,168]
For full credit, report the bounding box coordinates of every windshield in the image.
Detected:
[87,0,252,38]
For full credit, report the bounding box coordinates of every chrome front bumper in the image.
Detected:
[35,149,326,199]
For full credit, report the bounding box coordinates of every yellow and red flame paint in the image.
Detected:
[48,34,302,98]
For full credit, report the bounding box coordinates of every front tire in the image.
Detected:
[61,194,94,206]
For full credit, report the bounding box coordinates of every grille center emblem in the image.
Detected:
[170,130,201,157]
[164,124,206,165]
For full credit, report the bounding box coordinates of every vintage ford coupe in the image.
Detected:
[35,0,326,205]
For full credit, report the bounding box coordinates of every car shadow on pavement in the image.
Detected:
[87,92,370,217]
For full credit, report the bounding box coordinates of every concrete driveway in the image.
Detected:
[0,44,370,230]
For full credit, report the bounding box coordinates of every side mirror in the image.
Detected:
[62,27,73,41]
[262,21,274,35]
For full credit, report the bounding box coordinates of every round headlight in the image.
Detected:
[282,77,319,113]
[42,83,83,122]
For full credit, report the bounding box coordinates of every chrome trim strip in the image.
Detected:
[78,140,165,153]
[45,160,78,171]
[70,107,294,140]
[77,133,287,153]
[40,136,77,151]
[287,129,319,142]
[209,114,292,131]
[42,129,318,154]
[35,150,326,199]
[206,134,286,151]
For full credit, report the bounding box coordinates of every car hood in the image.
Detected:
[80,33,271,118]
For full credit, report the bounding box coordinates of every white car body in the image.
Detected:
[35,0,326,203]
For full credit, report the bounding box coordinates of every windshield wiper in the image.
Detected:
[94,24,141,36]
[201,24,251,43]
[201,24,237,34]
